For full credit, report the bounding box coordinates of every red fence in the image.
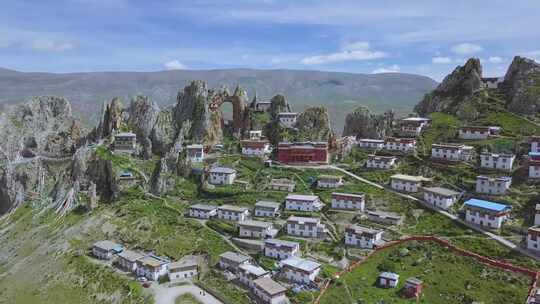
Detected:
[314,235,539,304]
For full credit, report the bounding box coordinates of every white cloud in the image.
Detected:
[32,39,74,52]
[164,60,187,70]
[300,42,387,65]
[432,56,452,64]
[372,64,400,74]
[451,43,483,55]
[488,56,503,63]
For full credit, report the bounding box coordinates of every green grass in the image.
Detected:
[199,270,251,304]
[319,241,532,304]
[175,293,202,304]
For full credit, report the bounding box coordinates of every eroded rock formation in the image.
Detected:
[342,106,395,139]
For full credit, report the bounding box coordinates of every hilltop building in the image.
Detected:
[284,194,323,212]
[480,152,515,171]
[366,155,397,169]
[423,187,460,210]
[459,126,501,140]
[475,176,512,195]
[344,225,384,249]
[286,216,327,239]
[463,198,511,229]
[331,192,365,211]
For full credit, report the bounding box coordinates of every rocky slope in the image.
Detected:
[342,106,395,138]
[295,106,332,142]
[502,56,540,114]
[414,58,483,116]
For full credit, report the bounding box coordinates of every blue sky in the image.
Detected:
[0,0,539,80]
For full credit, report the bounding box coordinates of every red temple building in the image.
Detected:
[277,142,329,165]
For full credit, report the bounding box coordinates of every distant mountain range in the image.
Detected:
[0,67,437,132]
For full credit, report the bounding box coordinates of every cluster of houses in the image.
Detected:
[91,241,199,283]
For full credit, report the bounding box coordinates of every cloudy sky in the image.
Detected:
[0,0,539,80]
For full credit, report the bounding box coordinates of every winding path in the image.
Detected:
[152,283,223,304]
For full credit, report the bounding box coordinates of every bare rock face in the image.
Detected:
[0,96,82,160]
[92,97,124,141]
[414,58,483,116]
[0,160,43,213]
[502,56,540,114]
[295,106,332,142]
[269,94,292,118]
[342,106,395,139]
[127,96,161,159]
[150,158,170,195]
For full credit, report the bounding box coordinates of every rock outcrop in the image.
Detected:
[91,97,124,141]
[150,158,170,195]
[295,106,332,142]
[126,96,161,159]
[414,58,483,116]
[342,106,395,139]
[502,56,540,114]
[269,94,292,118]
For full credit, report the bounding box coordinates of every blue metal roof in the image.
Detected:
[464,199,509,212]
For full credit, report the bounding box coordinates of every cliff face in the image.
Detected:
[502,56,540,114]
[295,106,332,142]
[342,106,395,139]
[414,58,483,116]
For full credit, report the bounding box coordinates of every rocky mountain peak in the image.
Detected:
[342,105,394,139]
[502,56,540,114]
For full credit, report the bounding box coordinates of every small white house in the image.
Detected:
[238,220,277,239]
[218,251,253,273]
[249,130,263,140]
[285,194,324,212]
[252,277,289,304]
[431,143,474,162]
[264,239,301,260]
[384,137,417,153]
[345,225,384,249]
[113,132,137,153]
[358,139,385,150]
[379,272,399,288]
[423,187,460,210]
[254,201,281,217]
[240,140,272,157]
[217,205,250,221]
[390,174,429,193]
[317,175,344,188]
[186,144,205,163]
[480,152,515,172]
[535,204,540,226]
[189,204,218,219]
[366,155,397,169]
[527,226,540,252]
[331,192,365,211]
[238,264,270,288]
[459,126,501,140]
[463,198,511,229]
[531,136,540,153]
[116,250,144,272]
[475,176,512,195]
[529,160,540,179]
[277,112,298,128]
[92,240,123,260]
[286,216,327,239]
[400,117,431,136]
[366,210,403,226]
[269,178,296,192]
[208,167,237,185]
[280,257,321,284]
[169,257,198,283]
[136,255,170,281]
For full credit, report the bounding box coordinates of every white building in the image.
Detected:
[208,167,237,185]
[218,251,253,273]
[366,210,403,226]
[527,227,540,252]
[531,136,540,153]
[431,143,474,162]
[240,140,272,157]
[135,255,170,281]
[423,187,460,210]
[459,126,501,140]
[92,240,123,260]
[280,257,321,284]
[249,130,263,140]
[366,155,397,169]
[390,174,429,193]
[186,144,204,163]
[264,239,301,260]
[269,178,295,192]
[317,175,344,188]
[252,277,288,304]
[345,225,384,249]
[530,159,540,179]
[113,132,137,153]
[254,201,281,217]
[384,137,417,153]
[400,117,431,137]
[535,204,540,226]
[169,257,198,283]
[463,199,511,229]
[217,205,250,221]
[285,194,324,212]
[286,216,327,239]
[238,220,277,239]
[189,204,218,219]
[116,250,144,272]
[277,112,298,128]
[331,192,365,211]
[358,139,385,150]
[238,264,270,288]
[480,152,515,172]
[379,272,399,288]
[482,77,503,89]
[475,176,512,195]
